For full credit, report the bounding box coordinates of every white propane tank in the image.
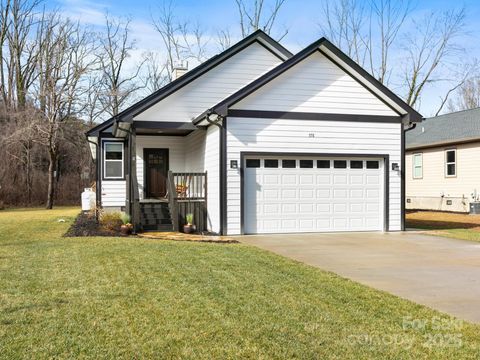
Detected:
[81,188,96,211]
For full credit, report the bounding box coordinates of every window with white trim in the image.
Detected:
[445,149,456,177]
[104,142,124,179]
[412,153,423,179]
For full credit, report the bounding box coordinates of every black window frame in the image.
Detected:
[102,140,125,180]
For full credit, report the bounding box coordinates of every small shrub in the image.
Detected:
[186,213,194,225]
[99,211,122,231]
[120,212,131,225]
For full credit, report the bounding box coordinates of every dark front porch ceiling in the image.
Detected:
[133,121,198,136]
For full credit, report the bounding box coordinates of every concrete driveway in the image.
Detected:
[239,231,480,323]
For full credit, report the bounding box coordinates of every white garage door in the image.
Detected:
[244,156,385,234]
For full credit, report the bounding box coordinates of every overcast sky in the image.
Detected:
[51,0,480,117]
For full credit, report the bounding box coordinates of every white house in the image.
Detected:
[406,108,480,213]
[86,30,422,235]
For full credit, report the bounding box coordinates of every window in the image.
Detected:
[445,149,456,177]
[282,159,296,168]
[366,161,379,169]
[246,159,260,168]
[264,159,278,168]
[317,160,330,168]
[333,160,347,169]
[104,142,124,179]
[299,159,313,168]
[350,160,363,169]
[412,153,422,179]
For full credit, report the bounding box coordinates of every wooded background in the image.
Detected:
[0,0,477,209]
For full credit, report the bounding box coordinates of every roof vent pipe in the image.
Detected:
[172,60,188,80]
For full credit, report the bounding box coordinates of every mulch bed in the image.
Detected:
[64,212,236,243]
[64,211,124,237]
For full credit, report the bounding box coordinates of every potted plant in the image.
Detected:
[120,212,133,235]
[183,213,194,234]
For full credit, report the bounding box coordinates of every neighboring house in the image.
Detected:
[86,30,422,235]
[406,108,480,213]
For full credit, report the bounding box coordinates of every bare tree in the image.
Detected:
[34,16,95,209]
[435,61,478,115]
[98,15,144,117]
[234,0,288,39]
[142,51,169,93]
[447,76,480,112]
[216,29,232,51]
[1,0,43,109]
[403,8,466,107]
[152,1,209,82]
[320,0,411,84]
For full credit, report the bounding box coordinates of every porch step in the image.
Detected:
[139,202,173,232]
[142,224,173,232]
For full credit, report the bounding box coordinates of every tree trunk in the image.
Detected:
[46,150,56,209]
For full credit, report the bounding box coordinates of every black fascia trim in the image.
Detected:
[208,37,422,122]
[219,118,228,235]
[86,117,115,137]
[318,49,402,117]
[87,30,291,135]
[134,121,198,130]
[101,138,127,181]
[210,37,328,117]
[227,109,402,123]
[319,41,422,122]
[114,32,291,123]
[239,151,390,235]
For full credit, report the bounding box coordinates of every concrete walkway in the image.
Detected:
[239,231,480,323]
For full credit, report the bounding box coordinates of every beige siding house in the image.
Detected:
[406,108,480,212]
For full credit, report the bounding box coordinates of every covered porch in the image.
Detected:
[116,120,211,233]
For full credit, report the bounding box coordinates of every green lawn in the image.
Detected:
[1,208,480,359]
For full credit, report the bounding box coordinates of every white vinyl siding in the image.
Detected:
[412,153,423,179]
[101,181,126,208]
[184,130,206,172]
[134,42,283,122]
[226,117,402,235]
[232,51,398,116]
[204,125,220,233]
[406,142,480,212]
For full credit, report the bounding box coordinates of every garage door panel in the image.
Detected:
[244,156,384,234]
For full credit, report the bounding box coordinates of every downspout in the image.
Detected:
[86,137,100,217]
[401,120,420,230]
[205,110,226,235]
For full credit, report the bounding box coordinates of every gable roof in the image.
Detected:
[86,30,292,137]
[406,108,480,150]
[195,37,422,124]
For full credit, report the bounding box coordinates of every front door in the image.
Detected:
[144,149,169,198]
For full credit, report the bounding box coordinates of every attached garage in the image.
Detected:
[243,155,386,234]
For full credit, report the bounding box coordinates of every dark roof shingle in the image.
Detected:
[406,107,480,149]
